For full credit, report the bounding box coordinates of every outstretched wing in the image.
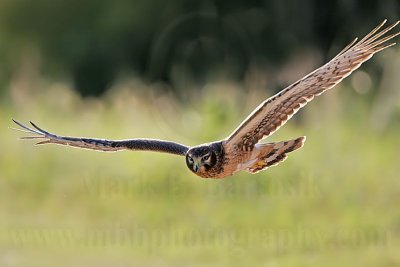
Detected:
[225,19,399,151]
[12,120,189,156]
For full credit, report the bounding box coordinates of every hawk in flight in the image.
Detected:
[13,20,399,178]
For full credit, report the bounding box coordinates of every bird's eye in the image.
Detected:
[188,156,194,164]
[202,154,210,161]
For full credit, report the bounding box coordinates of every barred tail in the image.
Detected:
[246,136,306,173]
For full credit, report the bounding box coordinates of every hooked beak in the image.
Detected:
[193,159,201,172]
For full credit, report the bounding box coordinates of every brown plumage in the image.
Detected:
[219,19,399,178]
[12,20,399,179]
[246,137,306,173]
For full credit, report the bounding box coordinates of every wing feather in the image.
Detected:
[12,119,189,156]
[224,20,399,151]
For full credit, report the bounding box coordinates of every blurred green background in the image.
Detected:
[1,0,400,266]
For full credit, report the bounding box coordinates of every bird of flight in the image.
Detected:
[12,20,399,179]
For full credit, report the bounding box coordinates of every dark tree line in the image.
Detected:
[0,0,399,96]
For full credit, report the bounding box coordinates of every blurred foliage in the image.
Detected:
[1,81,400,266]
[0,0,399,96]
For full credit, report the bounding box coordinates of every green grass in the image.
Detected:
[1,81,400,266]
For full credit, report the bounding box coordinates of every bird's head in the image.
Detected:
[185,145,217,176]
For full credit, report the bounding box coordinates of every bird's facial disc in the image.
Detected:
[186,148,215,174]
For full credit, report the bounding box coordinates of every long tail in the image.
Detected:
[246,136,306,173]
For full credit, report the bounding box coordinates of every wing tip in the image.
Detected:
[29,121,40,130]
[12,118,24,128]
[11,119,43,135]
[297,136,307,148]
[35,140,51,145]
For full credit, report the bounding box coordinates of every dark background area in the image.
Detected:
[0,0,399,96]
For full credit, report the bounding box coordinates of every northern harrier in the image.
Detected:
[12,20,399,178]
